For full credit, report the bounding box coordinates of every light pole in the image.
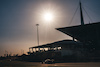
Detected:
[36,24,40,51]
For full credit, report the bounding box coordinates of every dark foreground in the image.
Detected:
[0,60,100,67]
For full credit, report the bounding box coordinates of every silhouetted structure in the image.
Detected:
[56,2,100,61]
[27,40,83,62]
[25,1,100,62]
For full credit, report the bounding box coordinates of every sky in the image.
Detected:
[0,0,100,56]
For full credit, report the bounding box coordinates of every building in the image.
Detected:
[27,40,83,62]
[26,2,100,62]
[56,2,100,61]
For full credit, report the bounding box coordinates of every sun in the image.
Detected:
[43,12,53,21]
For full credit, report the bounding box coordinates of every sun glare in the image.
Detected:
[44,12,53,21]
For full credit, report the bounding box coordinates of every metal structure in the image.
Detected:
[36,24,40,51]
[56,2,100,50]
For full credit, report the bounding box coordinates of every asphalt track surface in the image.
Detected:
[0,60,100,67]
